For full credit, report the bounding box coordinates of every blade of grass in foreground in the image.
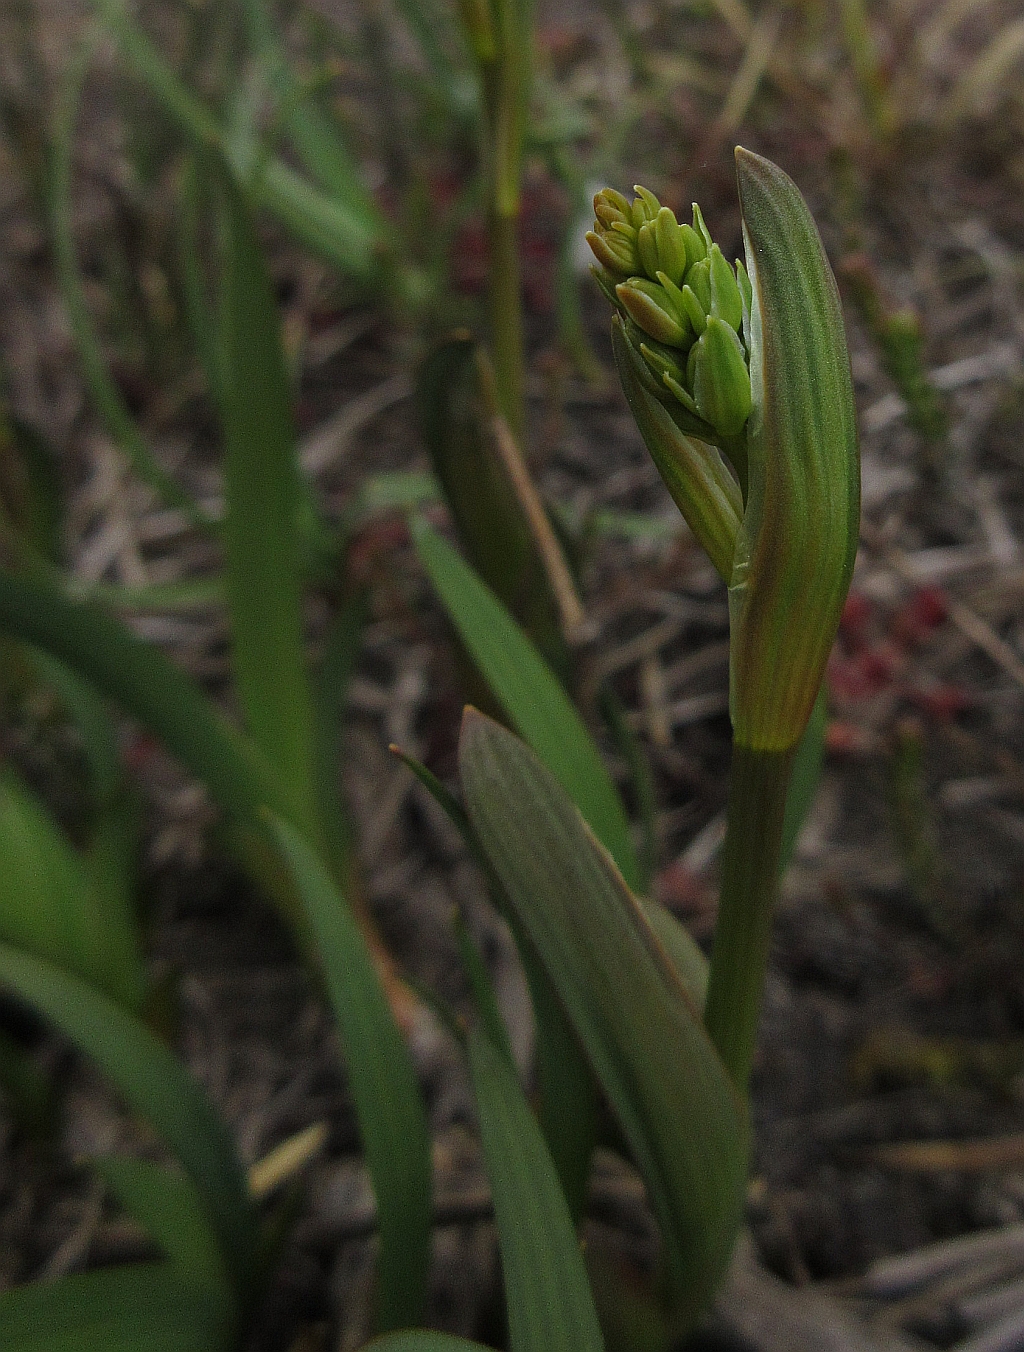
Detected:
[468,1027,604,1352]
[459,710,747,1331]
[0,941,257,1296]
[217,176,317,835]
[0,568,289,827]
[0,1263,232,1352]
[412,518,640,890]
[266,812,431,1330]
[94,1157,233,1301]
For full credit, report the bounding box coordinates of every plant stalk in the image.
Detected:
[703,741,794,1094]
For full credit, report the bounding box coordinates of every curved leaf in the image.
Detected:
[0,569,288,828]
[0,942,257,1296]
[413,518,639,890]
[459,710,747,1330]
[468,1028,604,1352]
[0,1263,232,1352]
[266,812,431,1330]
[217,176,316,833]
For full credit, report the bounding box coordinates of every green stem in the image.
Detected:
[703,742,793,1094]
[488,207,525,442]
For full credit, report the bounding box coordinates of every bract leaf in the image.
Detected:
[730,148,859,753]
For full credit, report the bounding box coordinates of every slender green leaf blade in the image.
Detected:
[0,769,96,976]
[218,177,316,832]
[413,519,639,890]
[89,0,381,278]
[0,568,289,827]
[0,941,257,1294]
[459,711,747,1329]
[266,812,431,1330]
[94,1157,233,1300]
[468,1027,604,1352]
[0,1263,231,1352]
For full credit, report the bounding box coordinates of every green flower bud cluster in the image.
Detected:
[586,187,753,442]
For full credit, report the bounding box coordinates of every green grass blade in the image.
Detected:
[242,0,383,233]
[0,769,92,973]
[52,40,208,526]
[468,1027,604,1352]
[459,711,747,1330]
[0,1264,232,1352]
[265,812,431,1330]
[94,1156,233,1300]
[89,0,382,278]
[412,518,640,889]
[0,569,290,828]
[217,175,317,833]
[0,942,257,1295]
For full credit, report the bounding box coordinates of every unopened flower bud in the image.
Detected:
[593,188,633,231]
[632,185,662,227]
[615,278,689,347]
[690,318,752,439]
[709,245,744,333]
[586,227,639,275]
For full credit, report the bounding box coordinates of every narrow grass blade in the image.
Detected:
[242,0,383,239]
[89,0,382,278]
[0,769,143,1009]
[412,518,640,890]
[29,652,148,1011]
[52,41,208,526]
[0,569,290,827]
[0,942,257,1295]
[265,812,431,1330]
[217,176,316,833]
[0,768,92,968]
[459,711,747,1329]
[468,1027,604,1352]
[0,1264,232,1352]
[94,1156,233,1300]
